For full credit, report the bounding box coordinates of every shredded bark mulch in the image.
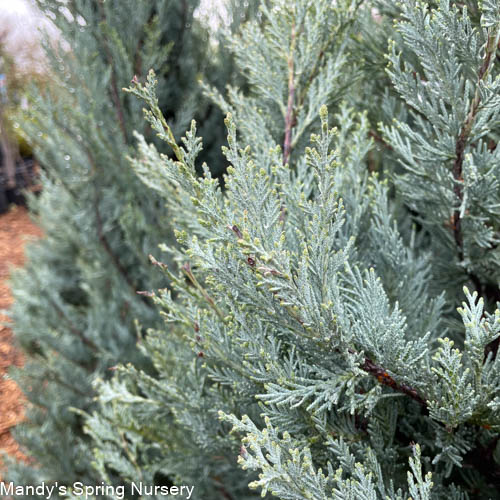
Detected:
[0,206,42,469]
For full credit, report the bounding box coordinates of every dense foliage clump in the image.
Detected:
[87,1,500,498]
[5,0,243,490]
[7,0,500,498]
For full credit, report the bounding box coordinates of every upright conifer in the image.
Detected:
[5,0,233,490]
[87,0,500,498]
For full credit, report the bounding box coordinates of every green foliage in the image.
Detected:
[4,0,238,491]
[85,0,500,498]
[5,0,499,498]
[381,0,500,306]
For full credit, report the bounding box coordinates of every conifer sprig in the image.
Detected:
[79,1,500,497]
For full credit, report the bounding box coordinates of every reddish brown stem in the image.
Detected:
[361,357,427,408]
[449,31,500,359]
[369,130,393,151]
[452,31,498,261]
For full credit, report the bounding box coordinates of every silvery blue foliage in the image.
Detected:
[4,0,239,494]
[86,0,500,498]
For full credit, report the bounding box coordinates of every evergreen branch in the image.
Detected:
[94,195,137,295]
[181,262,225,321]
[360,356,427,408]
[119,429,144,481]
[97,0,128,144]
[369,129,393,150]
[22,369,90,400]
[283,21,297,166]
[41,287,99,353]
[54,116,140,297]
[294,1,361,116]
[50,115,140,297]
[33,323,97,372]
[54,302,99,353]
[126,70,186,163]
[451,24,500,359]
[452,27,499,261]
[325,341,429,409]
[46,371,90,399]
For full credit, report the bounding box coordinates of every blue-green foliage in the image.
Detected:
[381,0,500,305]
[4,0,234,491]
[22,0,500,498]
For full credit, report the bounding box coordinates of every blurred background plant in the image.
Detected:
[0,2,49,212]
[0,0,255,492]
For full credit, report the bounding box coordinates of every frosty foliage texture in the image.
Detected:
[4,0,241,492]
[16,0,497,498]
[86,0,500,498]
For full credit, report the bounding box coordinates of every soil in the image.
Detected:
[0,206,42,469]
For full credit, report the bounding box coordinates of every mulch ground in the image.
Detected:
[0,206,42,469]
